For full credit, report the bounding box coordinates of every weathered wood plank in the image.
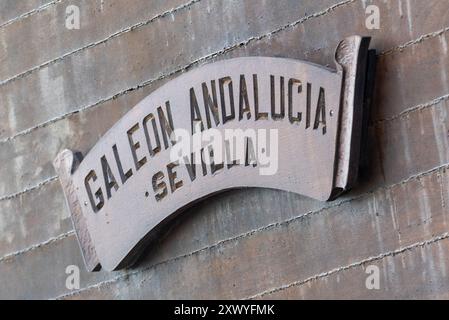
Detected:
[0,0,189,81]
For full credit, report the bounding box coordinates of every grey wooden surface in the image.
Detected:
[1,0,449,299]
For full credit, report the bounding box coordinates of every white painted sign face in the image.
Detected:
[54,36,372,272]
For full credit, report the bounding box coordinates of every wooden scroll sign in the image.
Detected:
[54,36,374,272]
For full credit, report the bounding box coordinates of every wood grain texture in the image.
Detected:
[1,0,449,299]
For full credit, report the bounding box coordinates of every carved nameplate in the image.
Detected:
[54,36,372,271]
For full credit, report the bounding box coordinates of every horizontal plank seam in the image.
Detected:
[0,175,58,201]
[374,93,449,125]
[51,161,449,299]
[0,0,202,86]
[0,0,64,30]
[0,0,356,143]
[380,26,449,56]
[1,89,448,202]
[245,232,449,299]
[0,230,74,264]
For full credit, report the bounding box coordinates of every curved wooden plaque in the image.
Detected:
[54,36,371,271]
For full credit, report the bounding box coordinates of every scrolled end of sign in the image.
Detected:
[331,35,372,199]
[53,149,101,272]
[54,35,374,272]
